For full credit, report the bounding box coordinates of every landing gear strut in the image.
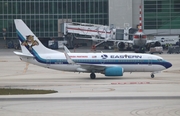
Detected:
[151,73,155,78]
[90,73,96,79]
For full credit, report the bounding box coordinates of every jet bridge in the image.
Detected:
[60,22,135,49]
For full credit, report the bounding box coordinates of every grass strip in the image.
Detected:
[0,88,57,95]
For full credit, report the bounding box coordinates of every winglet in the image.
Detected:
[63,45,71,53]
[63,45,74,64]
[64,52,75,64]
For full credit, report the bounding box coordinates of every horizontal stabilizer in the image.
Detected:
[14,51,34,58]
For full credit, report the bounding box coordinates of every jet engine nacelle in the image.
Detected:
[154,41,161,47]
[117,42,125,49]
[104,67,124,76]
[146,41,162,50]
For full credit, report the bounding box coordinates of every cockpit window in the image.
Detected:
[157,59,163,62]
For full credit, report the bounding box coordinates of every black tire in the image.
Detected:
[151,74,154,78]
[90,73,96,79]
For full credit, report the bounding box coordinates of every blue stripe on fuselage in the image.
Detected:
[16,30,170,68]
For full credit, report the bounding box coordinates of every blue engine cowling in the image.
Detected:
[104,67,124,76]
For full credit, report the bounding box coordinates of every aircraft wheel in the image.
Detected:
[151,74,154,78]
[90,73,96,79]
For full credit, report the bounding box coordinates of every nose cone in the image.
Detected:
[164,62,172,69]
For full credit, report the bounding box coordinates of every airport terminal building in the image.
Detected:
[0,0,180,47]
[110,0,180,35]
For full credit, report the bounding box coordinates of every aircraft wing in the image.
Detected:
[75,36,133,44]
[74,35,104,41]
[93,39,133,47]
[146,39,159,44]
[108,39,133,44]
[77,63,106,72]
[63,46,108,72]
[64,53,107,72]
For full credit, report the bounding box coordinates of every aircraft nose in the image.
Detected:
[164,61,172,69]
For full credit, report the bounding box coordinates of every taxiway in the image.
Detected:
[0,48,180,116]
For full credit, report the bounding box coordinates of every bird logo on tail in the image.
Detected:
[21,35,39,50]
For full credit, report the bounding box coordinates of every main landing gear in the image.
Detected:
[151,73,155,78]
[90,73,96,79]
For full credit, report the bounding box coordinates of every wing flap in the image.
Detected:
[77,63,106,72]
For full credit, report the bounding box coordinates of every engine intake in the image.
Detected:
[104,67,124,76]
[154,41,161,47]
[117,42,125,49]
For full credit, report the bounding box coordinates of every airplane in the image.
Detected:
[117,5,162,52]
[14,19,172,79]
[117,5,161,52]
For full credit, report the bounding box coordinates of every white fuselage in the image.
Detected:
[19,52,169,73]
[14,19,172,78]
[133,31,147,47]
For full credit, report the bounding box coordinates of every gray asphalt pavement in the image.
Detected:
[0,48,180,116]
